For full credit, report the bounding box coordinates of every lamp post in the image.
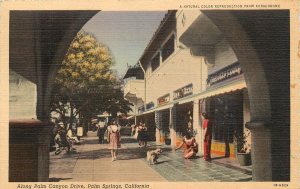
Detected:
[138,61,146,112]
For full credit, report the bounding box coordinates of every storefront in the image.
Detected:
[206,90,245,158]
[202,62,250,159]
[155,94,171,144]
[144,112,156,141]
[172,84,195,145]
[174,102,193,144]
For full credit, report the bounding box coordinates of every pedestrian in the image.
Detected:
[175,133,198,159]
[141,123,148,147]
[67,128,80,144]
[107,120,121,161]
[97,121,107,144]
[202,112,212,161]
[137,122,147,147]
[133,124,139,140]
[131,123,136,136]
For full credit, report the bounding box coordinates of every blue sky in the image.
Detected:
[82,11,167,77]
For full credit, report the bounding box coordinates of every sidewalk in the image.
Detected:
[49,132,165,182]
[49,132,252,182]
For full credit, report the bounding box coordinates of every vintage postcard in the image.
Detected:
[0,0,299,189]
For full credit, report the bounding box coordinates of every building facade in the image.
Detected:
[123,10,251,159]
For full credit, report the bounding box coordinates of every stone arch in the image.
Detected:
[202,10,290,181]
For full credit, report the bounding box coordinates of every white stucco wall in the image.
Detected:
[209,39,238,74]
[176,10,201,48]
[9,70,37,119]
[145,48,207,106]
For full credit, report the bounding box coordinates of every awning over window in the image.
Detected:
[135,78,246,116]
[179,79,247,104]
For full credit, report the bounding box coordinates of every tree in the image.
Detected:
[51,30,131,131]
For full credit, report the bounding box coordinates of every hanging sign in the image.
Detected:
[207,62,243,86]
[157,94,170,106]
[173,84,193,100]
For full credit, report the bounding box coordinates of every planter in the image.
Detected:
[165,138,171,145]
[236,152,252,166]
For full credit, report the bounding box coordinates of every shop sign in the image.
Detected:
[157,94,170,106]
[173,84,193,100]
[207,62,242,86]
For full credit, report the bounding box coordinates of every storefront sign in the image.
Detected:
[207,62,243,86]
[157,94,170,106]
[173,84,193,100]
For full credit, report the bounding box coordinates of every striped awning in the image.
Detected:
[178,79,246,104]
[135,78,246,116]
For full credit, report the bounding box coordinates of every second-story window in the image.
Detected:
[161,34,175,62]
[151,53,160,72]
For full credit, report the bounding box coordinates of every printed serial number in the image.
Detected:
[273,184,289,187]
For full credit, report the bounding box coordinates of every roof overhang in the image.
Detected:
[179,13,223,48]
[123,65,144,79]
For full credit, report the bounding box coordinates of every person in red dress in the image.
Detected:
[175,121,198,160]
[202,112,212,161]
[175,134,198,159]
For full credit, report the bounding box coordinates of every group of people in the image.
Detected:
[96,120,149,161]
[132,122,148,147]
[52,122,81,155]
[104,113,212,162]
[175,112,212,161]
[95,112,213,162]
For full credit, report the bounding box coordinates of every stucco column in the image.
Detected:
[9,120,52,182]
[246,121,272,181]
[193,100,203,156]
[155,111,162,145]
[170,106,177,149]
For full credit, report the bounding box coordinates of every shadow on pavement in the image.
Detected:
[65,141,173,161]
[237,178,252,181]
[154,160,170,165]
[49,177,72,182]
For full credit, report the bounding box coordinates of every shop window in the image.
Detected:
[151,53,160,72]
[211,92,243,143]
[161,35,175,62]
[175,102,193,137]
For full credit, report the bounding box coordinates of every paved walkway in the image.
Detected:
[49,132,252,182]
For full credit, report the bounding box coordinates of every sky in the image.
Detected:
[82,11,167,77]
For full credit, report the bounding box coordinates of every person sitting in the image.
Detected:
[175,133,198,159]
[67,128,80,144]
[55,127,71,153]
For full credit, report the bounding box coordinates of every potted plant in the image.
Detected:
[165,132,171,145]
[234,130,251,166]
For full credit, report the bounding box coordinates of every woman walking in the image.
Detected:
[107,120,121,161]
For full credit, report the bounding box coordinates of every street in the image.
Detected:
[49,132,252,182]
